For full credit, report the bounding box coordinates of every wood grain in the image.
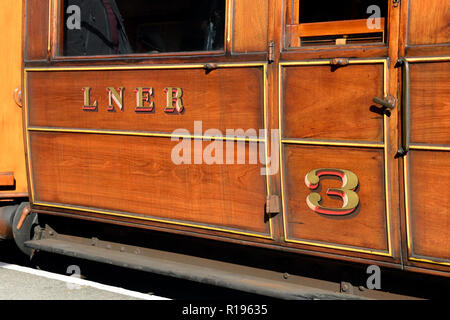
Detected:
[27,67,264,134]
[25,0,49,60]
[284,145,387,250]
[30,132,270,235]
[283,145,388,252]
[410,62,450,145]
[409,150,450,260]
[282,63,384,142]
[233,0,268,53]
[408,0,450,46]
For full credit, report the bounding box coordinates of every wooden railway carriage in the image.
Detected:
[0,0,449,298]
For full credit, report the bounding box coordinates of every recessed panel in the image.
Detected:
[27,66,264,134]
[283,144,388,252]
[30,132,270,236]
[408,150,450,261]
[282,63,384,142]
[408,0,450,46]
[410,62,450,145]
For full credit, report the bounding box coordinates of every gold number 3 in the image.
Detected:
[304,168,360,216]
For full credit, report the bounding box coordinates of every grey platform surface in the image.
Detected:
[0,262,169,300]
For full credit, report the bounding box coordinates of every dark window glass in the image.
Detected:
[298,0,387,24]
[63,0,225,56]
[289,0,388,47]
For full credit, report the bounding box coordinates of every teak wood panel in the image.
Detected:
[407,150,450,262]
[283,145,389,254]
[410,62,450,146]
[232,0,268,53]
[27,66,264,134]
[0,0,27,195]
[282,63,384,142]
[407,0,450,46]
[29,132,270,237]
[25,0,49,60]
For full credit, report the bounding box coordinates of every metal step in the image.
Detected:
[25,236,369,300]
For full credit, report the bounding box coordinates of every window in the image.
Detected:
[286,0,388,47]
[63,0,225,56]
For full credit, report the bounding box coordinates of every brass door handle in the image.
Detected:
[373,95,396,110]
[397,58,410,157]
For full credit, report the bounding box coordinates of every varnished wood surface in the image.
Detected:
[407,0,450,46]
[0,0,27,196]
[30,132,270,235]
[410,62,450,145]
[27,67,264,134]
[20,0,450,276]
[287,19,385,47]
[282,63,384,142]
[401,0,450,272]
[408,150,449,261]
[25,0,49,61]
[232,0,268,53]
[283,145,389,252]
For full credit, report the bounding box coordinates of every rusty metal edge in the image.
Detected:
[0,205,18,240]
[24,229,420,300]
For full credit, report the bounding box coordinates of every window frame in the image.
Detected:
[284,0,389,50]
[50,0,232,61]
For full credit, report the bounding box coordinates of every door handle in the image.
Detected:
[373,95,396,110]
[397,58,410,157]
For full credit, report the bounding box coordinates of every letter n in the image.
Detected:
[107,87,124,112]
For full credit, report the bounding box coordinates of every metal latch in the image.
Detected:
[266,195,280,215]
[373,95,396,110]
[330,58,349,66]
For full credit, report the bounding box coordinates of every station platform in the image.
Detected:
[0,262,169,300]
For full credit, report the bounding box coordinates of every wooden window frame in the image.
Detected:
[50,0,231,60]
[285,0,386,48]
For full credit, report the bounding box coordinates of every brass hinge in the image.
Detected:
[266,195,280,215]
[268,41,275,63]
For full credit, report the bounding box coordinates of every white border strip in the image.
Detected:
[0,262,170,300]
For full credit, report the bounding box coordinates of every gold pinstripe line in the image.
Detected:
[33,202,273,240]
[281,139,384,148]
[27,127,265,143]
[47,0,52,55]
[402,56,450,266]
[409,145,450,151]
[278,58,393,257]
[24,62,265,73]
[25,63,274,239]
[405,56,450,63]
[24,71,35,203]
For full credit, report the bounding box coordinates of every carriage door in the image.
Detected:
[398,0,450,272]
[277,0,402,262]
